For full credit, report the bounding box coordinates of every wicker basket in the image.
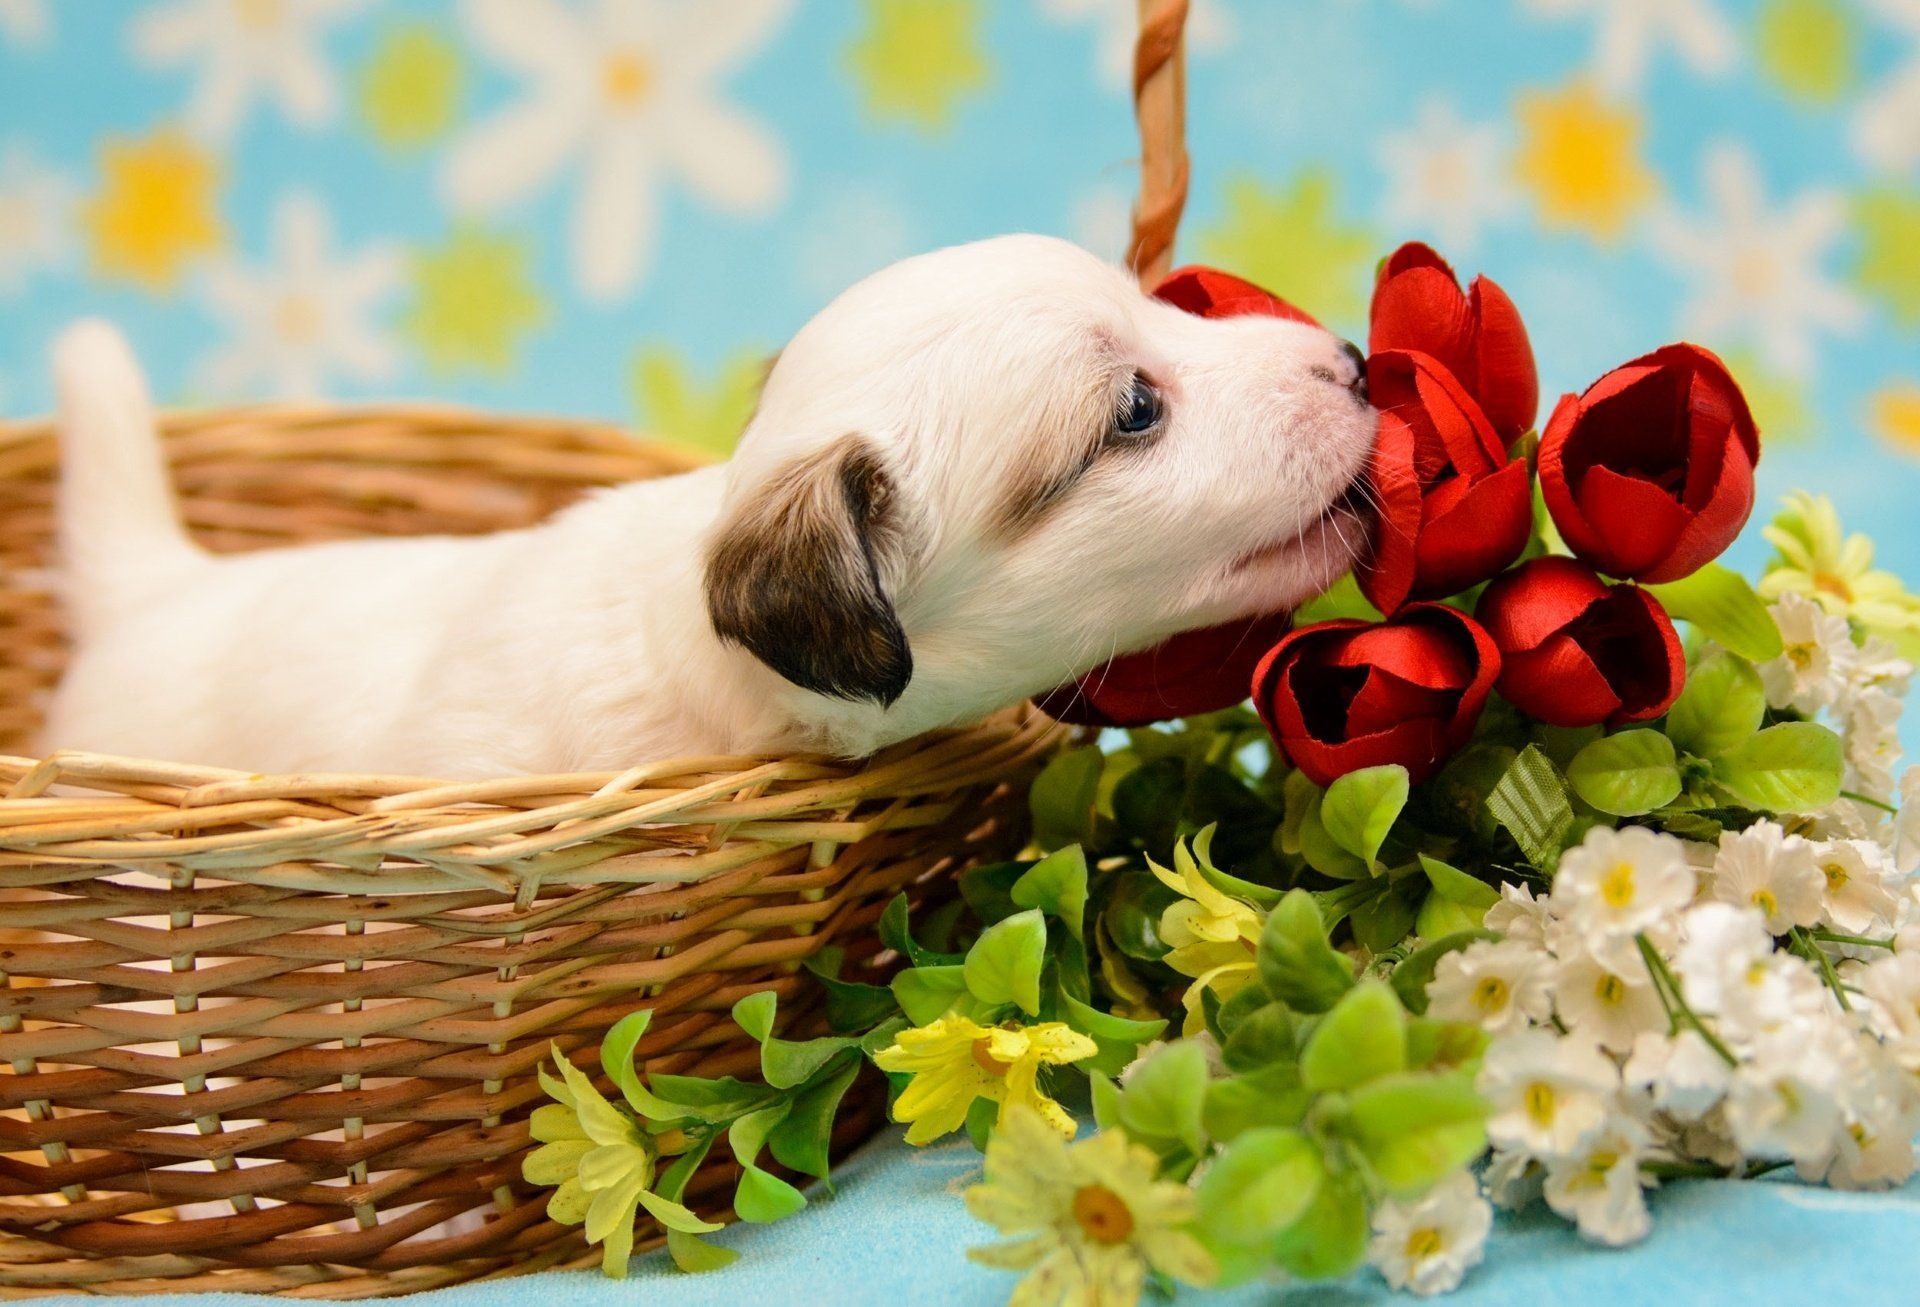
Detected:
[0,2,1195,1294]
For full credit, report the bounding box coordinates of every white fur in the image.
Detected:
[43,236,1377,777]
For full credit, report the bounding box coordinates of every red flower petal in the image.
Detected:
[1499,638,1623,727]
[1409,459,1534,601]
[1154,265,1320,326]
[1475,556,1610,654]
[1465,274,1538,444]
[1575,464,1693,578]
[1570,585,1685,723]
[1036,611,1294,726]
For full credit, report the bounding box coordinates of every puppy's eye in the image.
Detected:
[1112,372,1164,438]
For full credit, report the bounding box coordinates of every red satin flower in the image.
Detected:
[1357,349,1533,615]
[1251,603,1500,786]
[1475,556,1685,728]
[1369,242,1538,447]
[1033,612,1295,728]
[1033,266,1315,726]
[1538,344,1759,584]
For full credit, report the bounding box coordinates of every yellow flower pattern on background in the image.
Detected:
[1721,349,1813,446]
[1755,0,1855,105]
[359,22,463,152]
[629,347,768,458]
[83,130,223,288]
[1854,188,1920,329]
[402,226,545,375]
[1197,171,1376,328]
[1513,83,1657,241]
[1873,386,1920,457]
[844,0,991,132]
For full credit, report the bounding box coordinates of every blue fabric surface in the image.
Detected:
[12,1126,1914,1306]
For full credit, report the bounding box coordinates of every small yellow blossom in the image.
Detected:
[1151,839,1262,1035]
[872,1015,1095,1144]
[401,225,546,375]
[1759,492,1920,635]
[1854,188,1920,328]
[359,22,463,151]
[1197,170,1375,327]
[965,1106,1216,1307]
[525,1047,720,1277]
[844,0,991,132]
[1513,83,1656,241]
[84,129,223,288]
[1872,385,1920,457]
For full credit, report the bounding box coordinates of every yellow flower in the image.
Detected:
[965,1106,1217,1307]
[1151,838,1262,1035]
[872,1015,1095,1144]
[359,21,463,151]
[844,0,991,132]
[1197,170,1376,327]
[84,129,223,288]
[630,346,769,458]
[1759,492,1920,634]
[1872,384,1920,457]
[401,225,546,375]
[524,1047,720,1277]
[1513,83,1656,241]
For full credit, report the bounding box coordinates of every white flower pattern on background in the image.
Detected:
[1525,0,1736,93]
[197,190,402,399]
[443,0,792,301]
[0,143,77,296]
[1647,143,1863,374]
[0,0,49,48]
[1853,0,1920,175]
[1377,99,1518,255]
[1038,0,1230,89]
[131,0,363,140]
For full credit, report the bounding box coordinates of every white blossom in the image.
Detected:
[1482,1147,1544,1212]
[1758,593,1858,715]
[1709,821,1823,935]
[1723,1025,1850,1167]
[1541,1118,1654,1246]
[1841,688,1904,803]
[1674,901,1825,1041]
[1551,942,1668,1054]
[1855,948,1920,1071]
[1428,939,1554,1036]
[1622,1029,1732,1122]
[1480,1029,1620,1160]
[1367,1170,1492,1296]
[1852,0,1920,174]
[1555,826,1697,963]
[1895,769,1920,875]
[1485,881,1555,949]
[1811,839,1902,936]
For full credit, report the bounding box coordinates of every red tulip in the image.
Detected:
[1475,557,1685,728]
[1154,265,1321,326]
[1033,266,1316,725]
[1357,349,1533,615]
[1251,603,1500,786]
[1538,344,1759,584]
[1369,242,1538,447]
[1033,612,1294,728]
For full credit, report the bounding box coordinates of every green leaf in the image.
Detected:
[1429,744,1516,841]
[1567,730,1683,816]
[643,1074,772,1121]
[1194,1127,1324,1246]
[1270,1168,1369,1280]
[1100,870,1177,961]
[963,909,1047,1015]
[1712,721,1845,812]
[733,1164,807,1223]
[1115,1040,1209,1154]
[1319,765,1409,867]
[802,956,901,1033]
[890,965,969,1025]
[1648,562,1784,662]
[1010,846,1090,940]
[598,1009,653,1114]
[1348,1068,1488,1195]
[1030,745,1105,851]
[1112,757,1186,852]
[878,895,963,968]
[1414,892,1483,942]
[1300,980,1408,1091]
[1220,1002,1299,1071]
[1486,745,1576,870]
[1391,930,1495,1015]
[1089,1071,1123,1132]
[1667,650,1767,759]
[1350,886,1420,955]
[1202,1063,1309,1141]
[957,861,1027,926]
[731,991,776,1044]
[667,1229,738,1274]
[1060,991,1167,1076]
[768,1056,861,1180]
[727,1102,790,1166]
[1296,787,1371,879]
[1418,854,1501,912]
[1257,889,1355,1014]
[1293,572,1383,625]
[760,1033,860,1091]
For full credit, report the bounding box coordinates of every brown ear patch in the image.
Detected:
[704,435,913,706]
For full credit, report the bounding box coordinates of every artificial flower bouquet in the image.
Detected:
[522,243,1920,1302]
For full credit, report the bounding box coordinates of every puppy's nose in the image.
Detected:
[1338,340,1369,401]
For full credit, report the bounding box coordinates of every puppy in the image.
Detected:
[42,235,1377,778]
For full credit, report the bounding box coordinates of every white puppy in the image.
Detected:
[43,235,1376,778]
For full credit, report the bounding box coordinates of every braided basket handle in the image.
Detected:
[1126,0,1190,288]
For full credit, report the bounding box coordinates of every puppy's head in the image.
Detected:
[704,234,1378,745]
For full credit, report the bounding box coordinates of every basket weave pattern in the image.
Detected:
[0,409,1062,1295]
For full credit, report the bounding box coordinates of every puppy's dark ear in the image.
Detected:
[704,436,912,706]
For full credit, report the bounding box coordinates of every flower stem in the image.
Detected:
[1636,933,1740,1067]
[1790,927,1853,1012]
[1810,928,1896,951]
[1840,790,1899,815]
